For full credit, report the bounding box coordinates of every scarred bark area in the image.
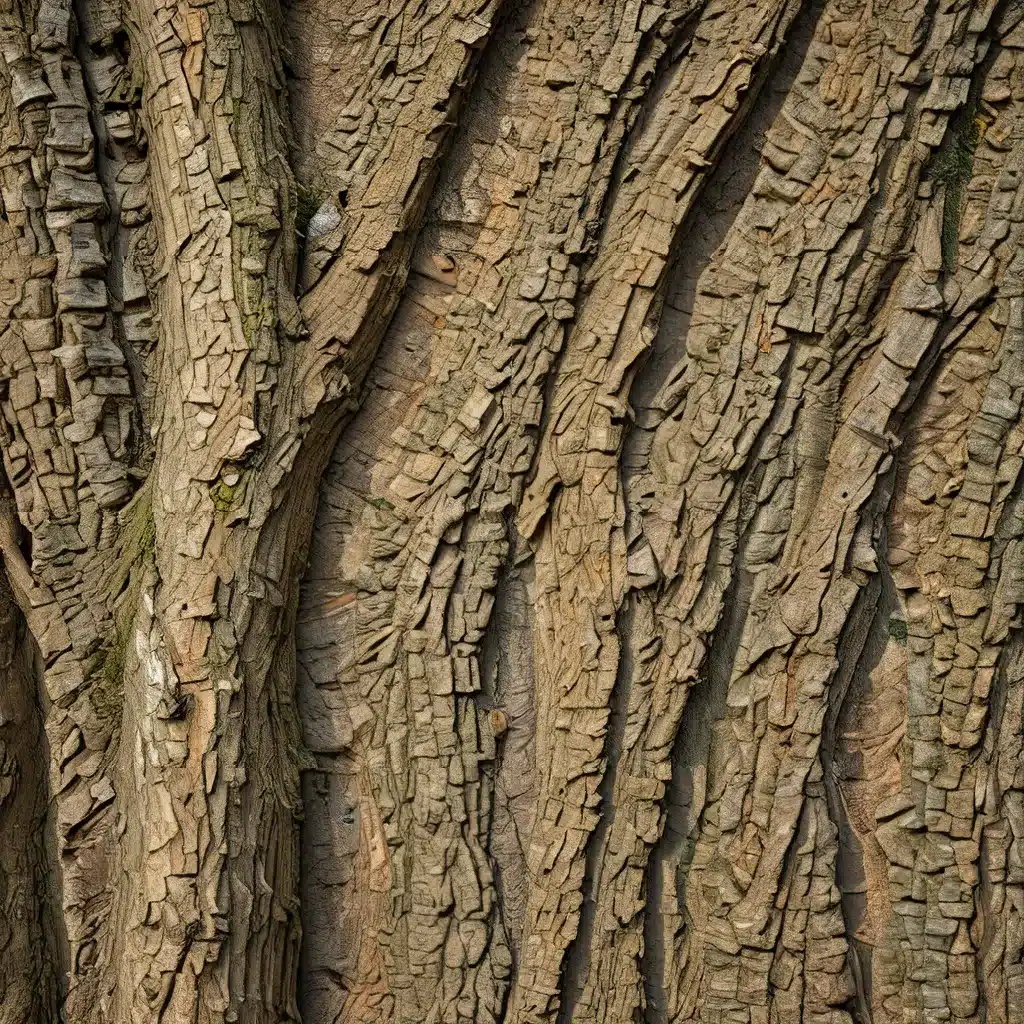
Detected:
[2,0,1024,1022]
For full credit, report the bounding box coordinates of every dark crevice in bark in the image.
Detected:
[72,0,150,474]
[612,31,830,1004]
[292,2,534,1006]
[817,252,992,1024]
[641,0,818,351]
[623,0,823,463]
[0,576,63,1021]
[829,5,944,329]
[984,713,1024,1024]
[986,412,1024,564]
[642,567,747,1024]
[983,382,1024,556]
[580,4,704,256]
[895,305,985,443]
[977,629,1024,1024]
[555,593,635,1024]
[285,0,523,295]
[818,192,1001,1018]
[826,0,998,382]
[643,321,801,1020]
[480,523,537,983]
[239,405,349,1022]
[974,453,1024,1022]
[976,646,1009,1024]
[831,155,915,371]
[414,0,542,274]
[519,4,701,510]
[640,329,799,1023]
[293,299,448,1018]
[823,530,898,1023]
[72,15,119,244]
[976,822,994,1024]
[919,0,1009,286]
[35,631,70,1011]
[420,0,537,246]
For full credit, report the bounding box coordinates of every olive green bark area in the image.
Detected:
[295,182,328,240]
[90,489,155,720]
[887,615,908,645]
[211,468,247,513]
[927,95,984,272]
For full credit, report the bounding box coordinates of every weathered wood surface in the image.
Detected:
[1,0,1023,1022]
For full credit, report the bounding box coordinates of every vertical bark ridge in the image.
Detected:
[554,594,638,1024]
[979,633,1024,1024]
[482,524,538,965]
[821,558,897,1020]
[630,32,819,1009]
[292,0,506,401]
[75,0,158,453]
[100,0,308,1014]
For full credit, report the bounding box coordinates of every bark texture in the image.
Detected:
[1,0,1024,1022]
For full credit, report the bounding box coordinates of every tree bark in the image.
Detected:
[0,568,62,1023]
[2,0,1024,1022]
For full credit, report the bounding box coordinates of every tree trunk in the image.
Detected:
[1,0,1023,1021]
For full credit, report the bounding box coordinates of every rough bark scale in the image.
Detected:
[0,0,1023,1022]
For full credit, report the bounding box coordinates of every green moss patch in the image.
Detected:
[888,615,908,645]
[927,100,984,272]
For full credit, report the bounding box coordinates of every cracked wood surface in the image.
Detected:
[2,0,1024,1022]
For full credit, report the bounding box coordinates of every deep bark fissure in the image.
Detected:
[556,593,636,1024]
[480,521,537,985]
[71,0,152,474]
[626,27,829,1003]
[823,555,896,1021]
[639,319,800,1021]
[641,557,748,1024]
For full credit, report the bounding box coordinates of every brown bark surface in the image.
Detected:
[1,0,1023,1022]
